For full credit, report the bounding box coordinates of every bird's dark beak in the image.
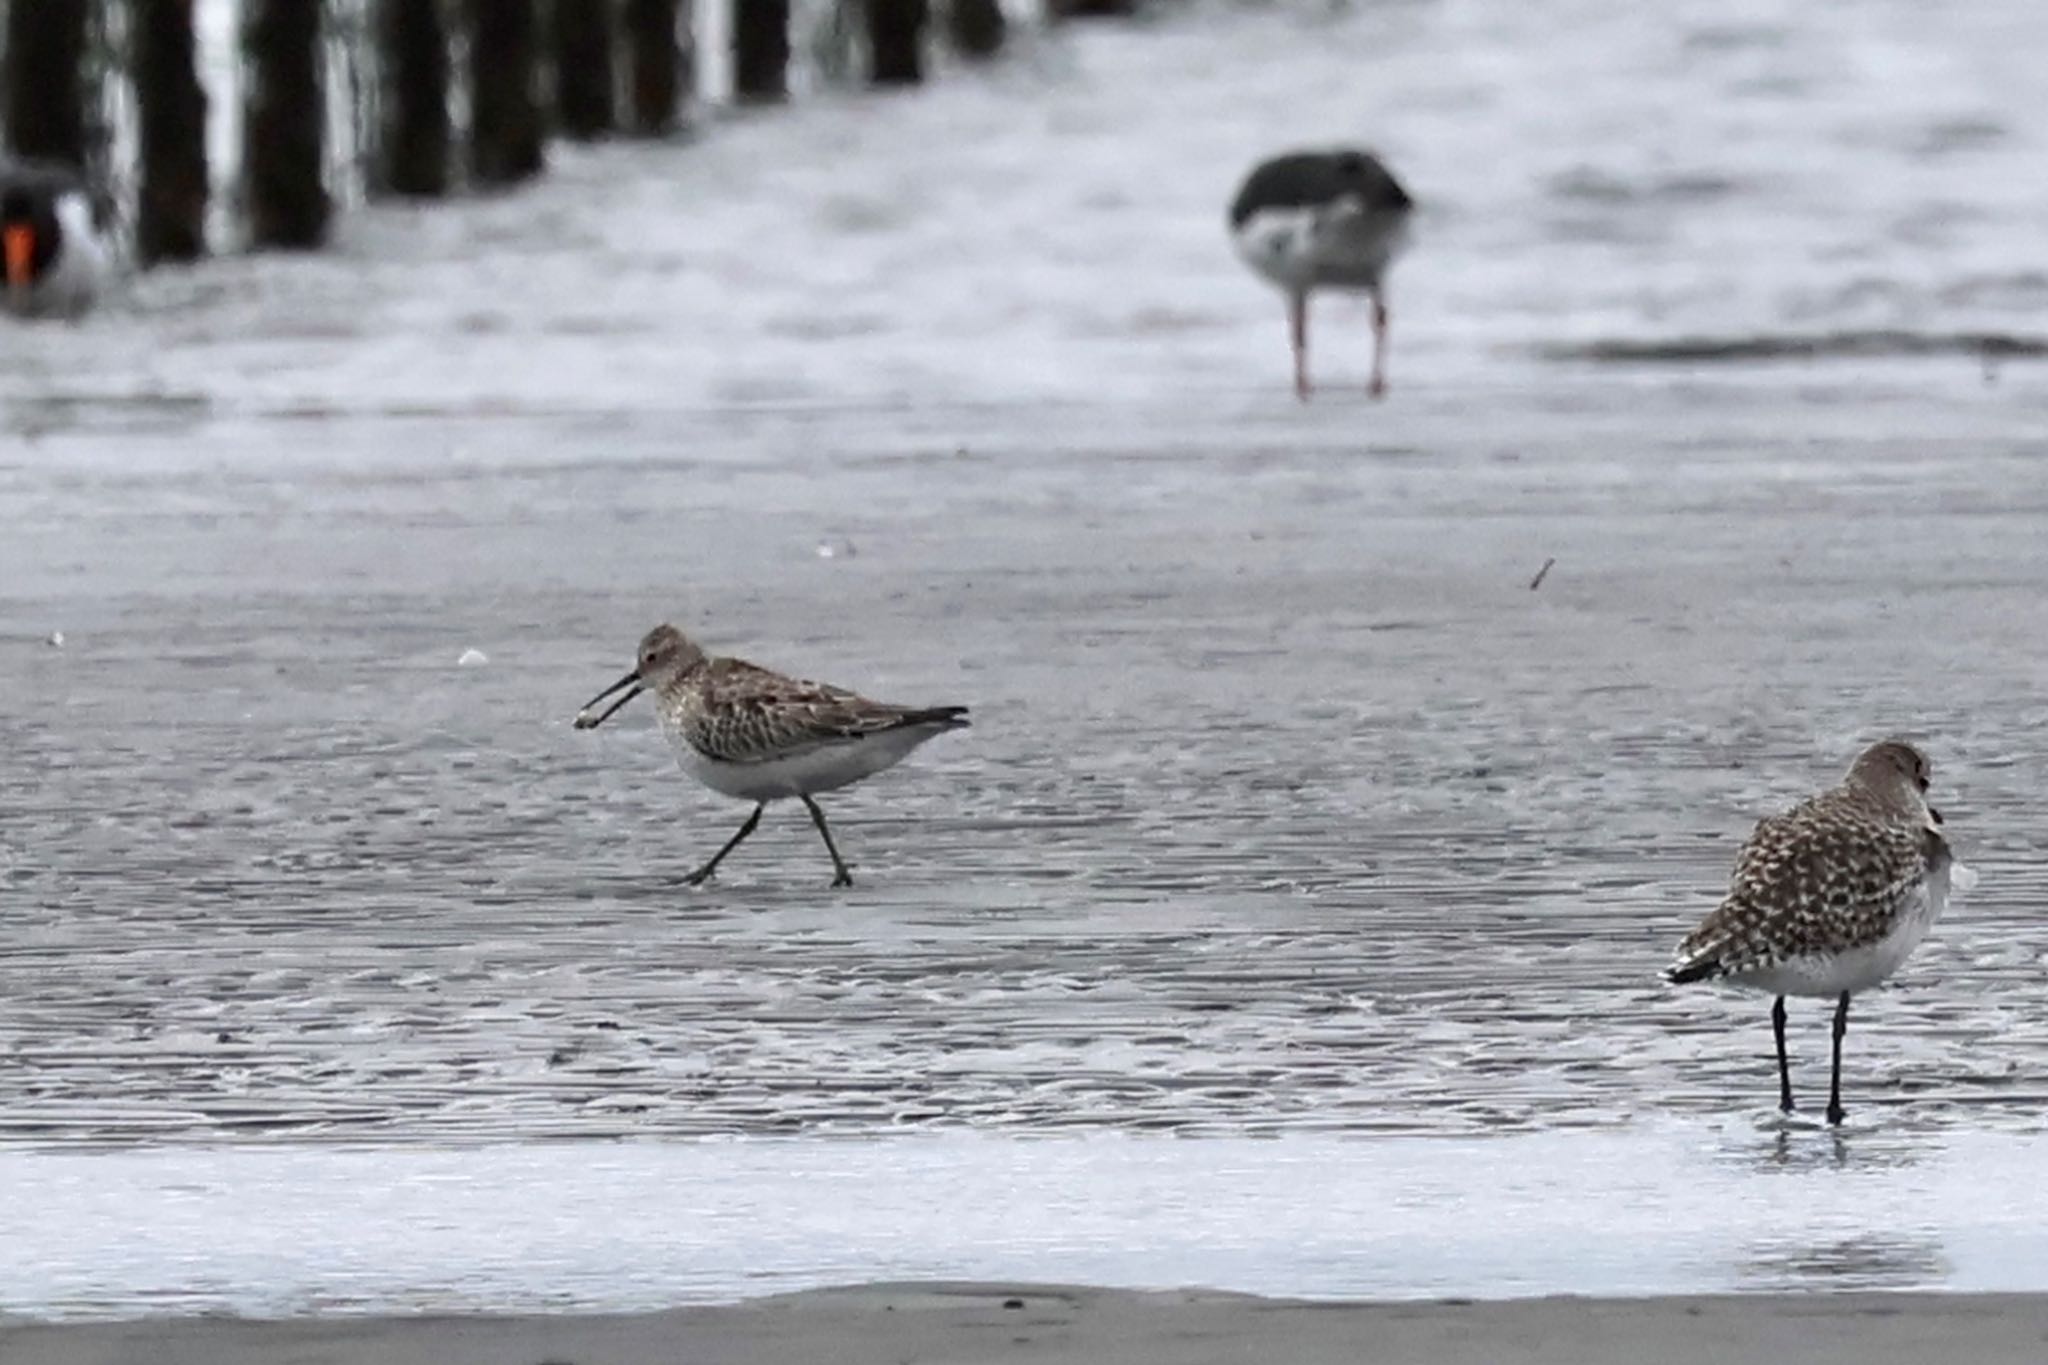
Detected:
[574,670,643,729]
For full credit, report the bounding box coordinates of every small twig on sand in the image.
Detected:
[1529,557,1556,591]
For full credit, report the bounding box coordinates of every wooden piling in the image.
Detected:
[551,0,616,139]
[378,0,452,195]
[3,0,90,168]
[731,0,790,103]
[863,0,927,86]
[243,0,331,248]
[132,0,210,263]
[946,0,1004,59]
[468,0,546,185]
[622,0,689,135]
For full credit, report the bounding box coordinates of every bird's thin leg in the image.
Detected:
[1289,291,1311,401]
[1368,292,1390,400]
[682,803,763,886]
[800,795,854,888]
[1827,991,1851,1126]
[1772,995,1794,1114]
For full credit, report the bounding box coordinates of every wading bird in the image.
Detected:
[574,624,969,888]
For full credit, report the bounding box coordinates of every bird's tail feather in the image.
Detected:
[1662,956,1720,986]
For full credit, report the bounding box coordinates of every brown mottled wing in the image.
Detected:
[1670,791,1927,980]
[686,658,939,764]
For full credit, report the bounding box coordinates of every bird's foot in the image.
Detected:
[830,870,854,889]
[1825,1101,1846,1126]
[1367,376,1387,400]
[681,866,717,887]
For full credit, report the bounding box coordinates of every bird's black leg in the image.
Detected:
[1827,991,1851,1126]
[800,795,854,888]
[1773,995,1794,1114]
[1369,293,1390,399]
[683,803,763,886]
[1288,291,1311,401]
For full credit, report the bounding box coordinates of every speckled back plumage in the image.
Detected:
[1668,785,1933,981]
[664,657,966,765]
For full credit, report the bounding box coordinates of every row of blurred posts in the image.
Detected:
[0,0,1138,268]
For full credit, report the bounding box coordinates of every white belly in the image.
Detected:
[1730,858,1973,998]
[669,727,937,802]
[1232,202,1409,294]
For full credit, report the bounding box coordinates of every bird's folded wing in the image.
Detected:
[1682,801,1926,969]
[693,661,913,763]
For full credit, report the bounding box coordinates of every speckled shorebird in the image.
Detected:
[1663,740,1975,1126]
[1229,148,1414,400]
[573,624,969,888]
[1,159,110,319]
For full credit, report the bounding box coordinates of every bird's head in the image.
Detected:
[1845,738,1934,818]
[573,623,706,729]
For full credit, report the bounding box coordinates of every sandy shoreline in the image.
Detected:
[8,1283,2048,1365]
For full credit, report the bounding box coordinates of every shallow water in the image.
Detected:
[5,1126,2048,1318]
[3,0,2048,1318]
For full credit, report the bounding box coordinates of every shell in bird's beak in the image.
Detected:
[574,669,643,729]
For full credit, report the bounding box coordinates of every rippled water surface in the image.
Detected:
[3,0,2048,1318]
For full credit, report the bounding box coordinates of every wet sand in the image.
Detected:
[7,394,2047,1149]
[9,1283,2048,1365]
